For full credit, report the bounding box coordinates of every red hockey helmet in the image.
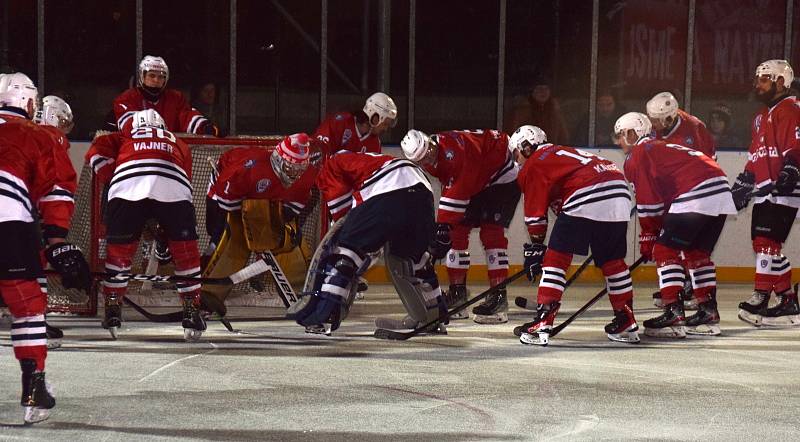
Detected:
[271,133,311,186]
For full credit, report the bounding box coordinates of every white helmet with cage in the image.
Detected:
[614,112,652,142]
[645,92,679,127]
[755,59,794,86]
[363,92,398,128]
[138,55,169,91]
[401,129,431,163]
[0,72,39,116]
[509,125,548,158]
[35,95,74,133]
[132,109,166,130]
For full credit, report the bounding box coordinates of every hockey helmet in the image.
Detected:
[646,92,679,127]
[271,132,311,186]
[614,112,652,142]
[138,55,169,98]
[401,129,433,163]
[509,125,548,158]
[755,59,794,86]
[363,92,398,128]
[0,72,39,116]
[132,109,166,130]
[35,95,74,134]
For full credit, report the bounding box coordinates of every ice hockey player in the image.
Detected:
[313,92,397,158]
[114,55,218,136]
[85,109,206,341]
[33,95,78,349]
[616,112,736,338]
[292,150,447,335]
[401,129,520,324]
[0,72,91,423]
[730,59,800,328]
[202,133,317,315]
[510,125,637,346]
[646,91,717,310]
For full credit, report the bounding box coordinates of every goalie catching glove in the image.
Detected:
[45,242,92,292]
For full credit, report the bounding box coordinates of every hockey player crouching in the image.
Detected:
[202,133,317,316]
[511,126,639,346]
[615,112,736,338]
[85,109,206,341]
[292,150,448,335]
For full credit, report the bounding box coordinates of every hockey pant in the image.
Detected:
[445,223,509,286]
[0,280,48,371]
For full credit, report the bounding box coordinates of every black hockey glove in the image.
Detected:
[45,242,92,292]
[199,121,219,137]
[776,159,800,195]
[430,223,452,260]
[523,243,547,281]
[730,170,755,211]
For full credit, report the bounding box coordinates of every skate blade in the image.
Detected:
[760,314,800,328]
[519,331,549,346]
[644,326,686,338]
[685,324,721,336]
[607,330,640,343]
[737,309,762,327]
[473,312,508,325]
[23,407,51,425]
[184,328,203,342]
[46,338,62,350]
[374,316,418,330]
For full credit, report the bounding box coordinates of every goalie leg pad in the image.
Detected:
[385,250,444,324]
[241,199,285,252]
[200,213,250,310]
[294,250,363,331]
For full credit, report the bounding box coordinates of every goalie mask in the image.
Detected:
[271,132,311,187]
[401,129,436,165]
[363,92,398,128]
[137,55,169,101]
[35,95,74,134]
[645,92,679,129]
[132,109,166,130]
[0,72,39,117]
[509,125,547,158]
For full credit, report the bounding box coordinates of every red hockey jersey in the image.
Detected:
[209,146,318,216]
[0,109,77,236]
[745,95,800,208]
[86,127,193,203]
[656,109,716,158]
[114,88,209,134]
[624,137,736,235]
[423,130,518,224]
[317,151,431,221]
[313,112,381,157]
[517,144,631,237]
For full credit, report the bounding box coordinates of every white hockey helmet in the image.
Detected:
[132,109,166,130]
[755,59,794,86]
[363,92,398,128]
[401,129,432,162]
[509,125,548,157]
[138,55,169,89]
[614,112,652,142]
[645,92,679,127]
[35,95,74,133]
[0,72,39,116]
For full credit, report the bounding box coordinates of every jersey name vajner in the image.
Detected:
[133,141,174,153]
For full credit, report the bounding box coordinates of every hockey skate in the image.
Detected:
[20,360,55,425]
[472,288,509,324]
[518,302,560,346]
[760,286,800,328]
[605,305,640,343]
[355,277,369,300]
[182,297,207,342]
[737,290,770,327]
[643,301,686,338]
[102,295,122,340]
[304,323,332,336]
[444,284,469,320]
[46,322,63,350]
[653,285,698,310]
[685,299,721,336]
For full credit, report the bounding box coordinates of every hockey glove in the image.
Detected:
[45,242,92,292]
[730,170,755,211]
[639,232,657,262]
[523,243,547,281]
[776,159,800,195]
[199,121,219,137]
[430,223,452,260]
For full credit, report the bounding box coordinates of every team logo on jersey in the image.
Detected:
[684,136,693,146]
[342,129,352,146]
[445,149,454,161]
[335,113,345,121]
[256,178,271,193]
[244,159,256,169]
[754,115,762,132]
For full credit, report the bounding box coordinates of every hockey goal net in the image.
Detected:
[47,135,326,316]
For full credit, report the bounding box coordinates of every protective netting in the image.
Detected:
[47,136,324,315]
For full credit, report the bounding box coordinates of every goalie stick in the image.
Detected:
[374,268,528,341]
[259,251,300,307]
[514,255,594,310]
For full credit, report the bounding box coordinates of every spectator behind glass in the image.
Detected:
[707,103,742,148]
[573,90,627,147]
[191,81,228,136]
[505,77,569,144]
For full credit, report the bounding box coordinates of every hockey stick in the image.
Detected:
[514,255,594,311]
[122,297,239,332]
[259,251,300,307]
[374,268,528,341]
[139,239,160,292]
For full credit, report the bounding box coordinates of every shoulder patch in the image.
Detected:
[256,178,271,193]
[244,159,256,169]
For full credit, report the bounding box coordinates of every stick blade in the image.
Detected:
[373,328,412,341]
[514,296,533,310]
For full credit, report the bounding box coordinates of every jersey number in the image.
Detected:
[555,148,596,165]
[132,127,177,143]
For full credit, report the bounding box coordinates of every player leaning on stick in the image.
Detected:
[616,112,736,338]
[401,128,520,324]
[202,133,316,316]
[730,59,800,328]
[85,109,206,341]
[0,73,91,424]
[510,125,638,346]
